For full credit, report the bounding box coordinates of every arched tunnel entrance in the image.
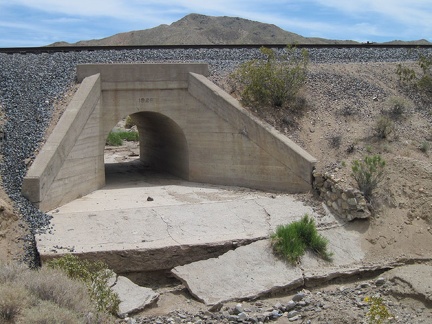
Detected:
[104,112,189,188]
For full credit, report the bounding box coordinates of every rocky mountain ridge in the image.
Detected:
[49,13,360,46]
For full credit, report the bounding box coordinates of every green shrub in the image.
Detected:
[374,116,394,139]
[106,132,123,146]
[396,52,432,96]
[47,255,120,315]
[106,131,139,146]
[270,214,332,264]
[351,155,385,201]
[230,45,308,109]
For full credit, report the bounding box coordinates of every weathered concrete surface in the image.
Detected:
[383,264,432,304]
[23,63,316,211]
[172,240,304,305]
[36,164,318,273]
[111,275,159,317]
[172,225,366,305]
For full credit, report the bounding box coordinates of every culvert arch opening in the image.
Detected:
[104,112,189,186]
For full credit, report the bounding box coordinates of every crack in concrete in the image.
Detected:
[152,209,182,245]
[254,200,272,232]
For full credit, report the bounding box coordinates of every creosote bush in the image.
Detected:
[230,45,308,109]
[47,254,120,315]
[351,155,385,201]
[270,214,332,264]
[396,52,432,97]
[374,116,394,139]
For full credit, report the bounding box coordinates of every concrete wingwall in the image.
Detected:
[22,63,317,212]
[22,74,104,211]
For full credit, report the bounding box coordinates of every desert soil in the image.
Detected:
[1,61,431,322]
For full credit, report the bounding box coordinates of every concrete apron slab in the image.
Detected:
[172,226,367,305]
[36,163,319,273]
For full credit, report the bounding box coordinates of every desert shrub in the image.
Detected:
[0,262,28,284]
[47,255,120,315]
[271,214,332,264]
[106,131,139,146]
[328,135,342,148]
[420,141,430,153]
[396,52,432,96]
[0,284,33,322]
[17,301,82,324]
[124,115,136,129]
[351,155,385,201]
[230,46,308,109]
[19,267,91,313]
[364,296,393,324]
[374,116,394,139]
[385,96,408,119]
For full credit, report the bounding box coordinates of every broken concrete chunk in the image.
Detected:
[112,276,159,317]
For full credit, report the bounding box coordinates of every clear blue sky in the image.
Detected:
[1,0,431,47]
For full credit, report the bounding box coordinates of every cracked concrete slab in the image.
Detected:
[36,171,316,272]
[383,264,432,304]
[172,240,304,305]
[172,225,367,305]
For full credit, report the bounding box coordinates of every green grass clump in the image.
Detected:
[270,214,332,264]
[106,131,139,146]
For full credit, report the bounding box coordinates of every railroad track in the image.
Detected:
[1,43,432,54]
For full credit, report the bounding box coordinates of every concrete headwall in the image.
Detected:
[23,63,317,211]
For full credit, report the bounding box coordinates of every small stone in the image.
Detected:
[375,277,386,286]
[287,310,300,318]
[208,302,223,312]
[286,300,296,310]
[270,309,281,318]
[292,292,306,302]
[238,312,248,321]
[147,196,154,201]
[289,315,300,321]
[234,303,244,315]
[274,302,283,310]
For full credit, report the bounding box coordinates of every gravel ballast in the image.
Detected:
[0,46,431,267]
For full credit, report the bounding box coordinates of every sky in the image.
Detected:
[0,0,431,47]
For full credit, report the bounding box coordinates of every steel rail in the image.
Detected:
[1,43,431,54]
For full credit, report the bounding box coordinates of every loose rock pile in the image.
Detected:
[313,171,370,221]
[0,47,431,266]
[133,276,431,323]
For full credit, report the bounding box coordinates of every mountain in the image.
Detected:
[50,14,357,46]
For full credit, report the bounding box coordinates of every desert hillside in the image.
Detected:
[50,13,359,46]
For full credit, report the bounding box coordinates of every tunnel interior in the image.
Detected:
[104,111,189,186]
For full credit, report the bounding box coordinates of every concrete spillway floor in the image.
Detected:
[36,160,325,273]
